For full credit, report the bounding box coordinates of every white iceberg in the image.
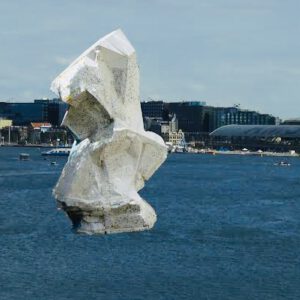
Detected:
[51,29,167,234]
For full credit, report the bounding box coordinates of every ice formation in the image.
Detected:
[51,29,167,234]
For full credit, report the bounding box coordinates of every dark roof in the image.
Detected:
[210,125,300,138]
[282,118,300,125]
[284,118,300,122]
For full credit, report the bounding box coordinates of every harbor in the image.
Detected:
[1,0,300,298]
[1,146,300,299]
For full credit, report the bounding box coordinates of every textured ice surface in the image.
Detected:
[51,29,167,234]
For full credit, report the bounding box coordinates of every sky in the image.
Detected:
[0,0,300,119]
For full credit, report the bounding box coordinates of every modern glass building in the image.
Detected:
[0,99,67,126]
[214,107,276,128]
[164,102,215,133]
[0,102,46,125]
[34,99,68,126]
[141,101,275,133]
[141,101,165,119]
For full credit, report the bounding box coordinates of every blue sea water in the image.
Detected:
[1,147,300,300]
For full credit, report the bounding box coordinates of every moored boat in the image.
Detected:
[41,148,71,156]
[274,161,291,167]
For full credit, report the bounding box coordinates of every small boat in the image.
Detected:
[41,148,71,156]
[174,146,186,153]
[206,150,216,155]
[50,161,58,166]
[274,161,291,167]
[19,153,30,161]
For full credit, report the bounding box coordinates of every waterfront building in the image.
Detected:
[164,101,215,133]
[141,101,167,119]
[29,122,52,144]
[282,118,300,125]
[214,107,275,128]
[168,129,185,147]
[141,100,276,135]
[30,122,52,133]
[0,98,68,126]
[0,119,12,129]
[162,101,215,143]
[0,102,46,125]
[141,100,276,145]
[27,122,71,145]
[34,98,68,126]
[0,126,28,144]
[210,124,300,152]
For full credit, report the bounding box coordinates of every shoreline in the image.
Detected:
[213,150,298,157]
[1,144,298,158]
[0,144,70,148]
[173,148,299,157]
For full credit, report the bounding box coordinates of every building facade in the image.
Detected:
[141,100,276,145]
[34,98,68,126]
[0,99,68,126]
[0,102,46,125]
[141,101,168,119]
[214,107,276,128]
[168,129,185,146]
[0,119,12,129]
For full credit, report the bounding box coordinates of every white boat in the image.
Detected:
[41,148,71,156]
[174,146,186,153]
[274,161,291,167]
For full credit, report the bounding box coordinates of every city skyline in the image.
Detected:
[1,0,300,119]
[0,97,280,120]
